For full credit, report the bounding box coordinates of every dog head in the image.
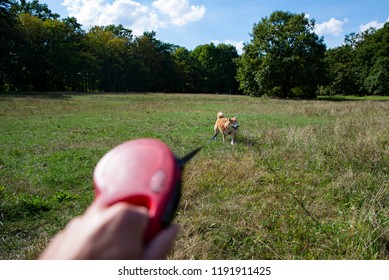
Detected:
[227,117,239,131]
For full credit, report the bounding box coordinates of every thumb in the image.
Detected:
[142,224,179,260]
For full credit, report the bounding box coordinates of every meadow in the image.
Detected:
[0,93,388,259]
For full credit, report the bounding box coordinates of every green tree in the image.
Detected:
[191,43,217,92]
[172,47,194,92]
[364,57,389,95]
[2,0,87,91]
[12,0,59,20]
[104,24,133,44]
[191,43,239,93]
[355,24,389,95]
[10,13,85,90]
[130,31,177,92]
[215,44,240,93]
[324,24,389,96]
[236,11,326,98]
[14,13,49,90]
[84,26,130,91]
[323,45,360,95]
[0,0,20,90]
[235,43,261,96]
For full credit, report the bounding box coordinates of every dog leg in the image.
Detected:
[222,132,226,143]
[230,132,237,145]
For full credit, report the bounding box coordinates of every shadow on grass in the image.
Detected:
[317,95,389,102]
[0,91,71,100]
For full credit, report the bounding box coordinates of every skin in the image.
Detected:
[39,201,179,260]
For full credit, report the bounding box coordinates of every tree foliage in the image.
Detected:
[0,1,240,93]
[236,11,326,98]
[323,24,389,96]
[10,0,59,19]
[191,43,239,93]
[0,0,20,90]
[1,1,388,96]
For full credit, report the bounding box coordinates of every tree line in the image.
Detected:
[0,0,239,93]
[237,11,389,98]
[1,1,388,97]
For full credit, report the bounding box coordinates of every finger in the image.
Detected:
[142,224,179,260]
[93,203,150,260]
[87,201,149,229]
[108,203,149,235]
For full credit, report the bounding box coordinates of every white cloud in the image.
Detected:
[62,0,205,35]
[212,40,244,55]
[152,0,206,26]
[360,17,389,32]
[315,18,349,36]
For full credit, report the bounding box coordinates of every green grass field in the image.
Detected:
[0,93,388,259]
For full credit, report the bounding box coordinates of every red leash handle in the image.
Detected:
[93,139,182,243]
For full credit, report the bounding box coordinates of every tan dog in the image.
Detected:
[214,112,239,145]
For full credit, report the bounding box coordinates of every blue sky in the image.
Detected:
[41,0,389,53]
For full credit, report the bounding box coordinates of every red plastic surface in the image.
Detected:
[93,138,180,242]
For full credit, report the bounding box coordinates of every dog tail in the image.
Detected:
[217,112,224,119]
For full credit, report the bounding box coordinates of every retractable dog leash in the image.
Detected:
[93,133,219,243]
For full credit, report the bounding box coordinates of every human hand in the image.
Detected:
[39,201,179,260]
